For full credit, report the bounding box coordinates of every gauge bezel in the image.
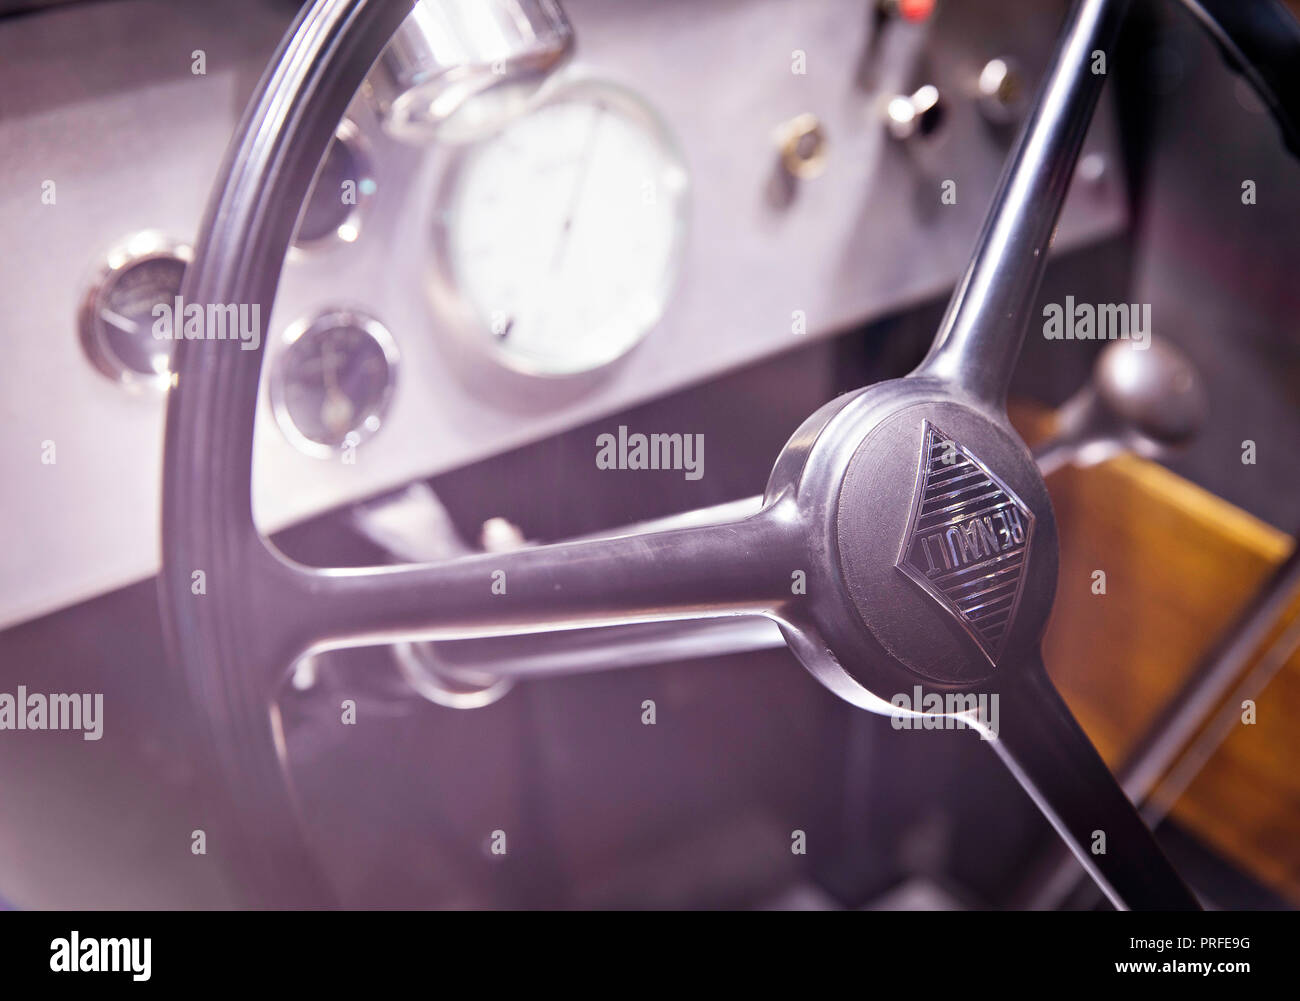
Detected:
[429,75,691,380]
[268,308,401,460]
[290,118,375,252]
[77,230,192,393]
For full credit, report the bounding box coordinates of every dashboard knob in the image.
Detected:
[775,113,829,180]
[365,0,574,144]
[977,57,1027,126]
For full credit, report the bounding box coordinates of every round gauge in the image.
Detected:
[78,232,191,391]
[270,310,399,458]
[293,119,375,249]
[438,79,689,376]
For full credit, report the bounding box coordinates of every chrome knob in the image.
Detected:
[977,57,1027,126]
[366,0,574,144]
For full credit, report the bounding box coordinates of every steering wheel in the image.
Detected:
[159,0,1299,908]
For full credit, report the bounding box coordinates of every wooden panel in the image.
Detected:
[1011,404,1300,902]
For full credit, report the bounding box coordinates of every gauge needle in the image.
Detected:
[320,340,353,433]
[549,102,606,276]
[100,308,142,337]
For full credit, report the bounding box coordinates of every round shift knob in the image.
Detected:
[1093,337,1208,449]
[1034,338,1208,475]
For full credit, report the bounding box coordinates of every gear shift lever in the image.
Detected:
[1033,338,1208,476]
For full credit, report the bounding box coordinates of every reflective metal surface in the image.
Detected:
[916,0,1131,411]
[343,396,1172,683]
[367,0,574,143]
[892,420,1035,668]
[977,57,1028,126]
[885,84,943,141]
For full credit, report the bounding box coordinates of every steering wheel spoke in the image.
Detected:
[262,504,800,664]
[912,0,1130,410]
[988,651,1201,910]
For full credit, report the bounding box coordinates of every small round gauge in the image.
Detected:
[78,232,191,391]
[437,78,689,376]
[270,310,399,458]
[293,119,375,249]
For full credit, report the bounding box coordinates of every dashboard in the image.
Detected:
[0,0,1125,630]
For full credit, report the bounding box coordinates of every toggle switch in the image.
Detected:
[886,84,945,140]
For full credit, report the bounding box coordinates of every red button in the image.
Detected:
[898,0,936,22]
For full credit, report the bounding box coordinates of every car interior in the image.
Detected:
[0,0,1298,911]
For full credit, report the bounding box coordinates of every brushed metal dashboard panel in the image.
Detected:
[0,0,1125,630]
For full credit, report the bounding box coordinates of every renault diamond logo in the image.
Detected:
[896,421,1035,666]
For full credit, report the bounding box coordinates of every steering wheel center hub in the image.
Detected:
[826,394,1056,688]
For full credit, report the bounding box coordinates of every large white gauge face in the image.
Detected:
[442,80,689,376]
